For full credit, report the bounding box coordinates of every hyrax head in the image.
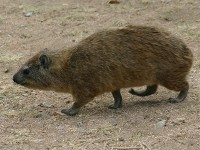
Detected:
[13,50,54,90]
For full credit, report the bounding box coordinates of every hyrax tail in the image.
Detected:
[129,85,158,97]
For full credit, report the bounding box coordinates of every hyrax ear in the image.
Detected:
[39,54,51,69]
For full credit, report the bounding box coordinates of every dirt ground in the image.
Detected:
[0,0,200,149]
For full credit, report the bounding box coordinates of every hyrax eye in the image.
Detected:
[23,68,30,75]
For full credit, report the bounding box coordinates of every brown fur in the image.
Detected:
[13,25,193,115]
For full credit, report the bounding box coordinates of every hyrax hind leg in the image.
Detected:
[161,79,189,103]
[61,95,93,116]
[108,90,122,109]
[129,84,158,97]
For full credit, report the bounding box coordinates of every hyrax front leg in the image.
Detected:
[61,96,92,116]
[108,90,122,109]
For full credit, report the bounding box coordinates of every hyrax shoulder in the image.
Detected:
[13,25,193,116]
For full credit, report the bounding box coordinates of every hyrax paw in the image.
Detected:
[168,98,181,103]
[108,104,122,109]
[61,108,79,116]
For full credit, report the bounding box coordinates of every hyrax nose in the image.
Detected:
[13,74,21,84]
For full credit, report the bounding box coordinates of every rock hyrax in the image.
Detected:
[13,25,193,116]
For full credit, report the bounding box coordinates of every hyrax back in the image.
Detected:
[13,26,193,116]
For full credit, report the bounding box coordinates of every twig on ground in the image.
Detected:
[140,142,151,150]
[111,146,142,150]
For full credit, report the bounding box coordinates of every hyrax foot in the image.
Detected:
[168,98,181,103]
[108,103,122,109]
[168,88,189,103]
[61,108,79,116]
[108,90,122,109]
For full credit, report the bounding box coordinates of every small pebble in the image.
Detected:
[4,68,9,73]
[176,118,186,123]
[38,103,55,108]
[24,12,33,17]
[156,120,167,128]
[22,93,29,97]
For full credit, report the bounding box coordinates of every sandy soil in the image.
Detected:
[0,0,200,149]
